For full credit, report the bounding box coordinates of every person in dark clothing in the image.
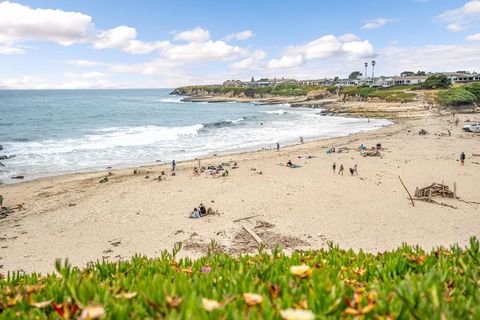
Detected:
[199,203,207,216]
[460,152,466,166]
[332,162,336,173]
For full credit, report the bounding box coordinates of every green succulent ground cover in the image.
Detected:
[1,238,479,319]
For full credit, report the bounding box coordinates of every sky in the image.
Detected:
[1,0,480,89]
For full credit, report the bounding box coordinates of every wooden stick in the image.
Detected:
[233,215,261,223]
[398,176,415,207]
[414,197,457,209]
[242,225,264,245]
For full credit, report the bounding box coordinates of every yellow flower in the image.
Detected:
[290,265,313,278]
[243,293,263,306]
[280,308,315,320]
[202,298,221,312]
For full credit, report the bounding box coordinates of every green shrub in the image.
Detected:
[1,238,479,319]
[421,75,451,89]
[436,87,476,106]
[463,83,480,102]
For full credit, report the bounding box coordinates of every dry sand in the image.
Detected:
[1,106,480,274]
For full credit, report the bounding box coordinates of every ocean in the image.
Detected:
[0,89,391,183]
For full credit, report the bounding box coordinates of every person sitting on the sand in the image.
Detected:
[193,167,199,175]
[221,170,229,177]
[189,208,200,219]
[359,144,366,150]
[199,203,207,216]
[287,160,293,167]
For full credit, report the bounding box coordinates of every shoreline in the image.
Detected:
[1,103,479,274]
[0,102,393,185]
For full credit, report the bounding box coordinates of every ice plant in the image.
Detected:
[79,304,105,319]
[290,265,313,278]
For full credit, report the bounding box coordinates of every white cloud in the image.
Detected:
[377,44,480,74]
[94,26,168,54]
[362,18,391,29]
[0,1,93,49]
[230,50,266,70]
[466,33,480,41]
[446,23,465,32]
[160,40,245,62]
[64,71,108,79]
[338,33,360,42]
[67,59,105,67]
[0,45,25,54]
[173,27,210,42]
[0,75,116,89]
[225,30,254,41]
[285,34,375,60]
[437,1,480,23]
[342,40,374,58]
[267,55,303,69]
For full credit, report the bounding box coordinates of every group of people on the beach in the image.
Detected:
[189,203,207,219]
[332,163,358,175]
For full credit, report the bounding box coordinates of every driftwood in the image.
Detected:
[414,197,457,209]
[361,150,381,157]
[414,183,455,198]
[242,225,264,245]
[398,176,415,207]
[233,215,261,223]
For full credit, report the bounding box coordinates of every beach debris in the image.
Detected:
[361,150,381,157]
[419,129,428,135]
[398,176,415,207]
[99,177,108,183]
[233,214,261,223]
[0,207,14,219]
[242,225,264,245]
[414,183,455,199]
[11,175,24,180]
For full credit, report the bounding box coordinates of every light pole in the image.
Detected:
[371,60,376,87]
[364,62,368,81]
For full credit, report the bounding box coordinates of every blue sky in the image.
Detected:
[1,0,480,88]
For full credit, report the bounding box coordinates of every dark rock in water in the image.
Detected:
[0,144,3,151]
[11,175,24,180]
[0,155,15,160]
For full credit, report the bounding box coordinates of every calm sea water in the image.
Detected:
[0,89,391,183]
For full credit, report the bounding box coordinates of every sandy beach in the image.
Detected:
[1,103,480,274]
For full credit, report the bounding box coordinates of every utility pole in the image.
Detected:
[371,60,376,87]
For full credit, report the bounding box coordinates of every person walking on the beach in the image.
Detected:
[276,142,280,151]
[172,159,176,172]
[0,194,3,208]
[339,164,344,175]
[332,162,336,173]
[460,152,465,166]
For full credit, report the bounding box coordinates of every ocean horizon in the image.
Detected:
[0,89,391,183]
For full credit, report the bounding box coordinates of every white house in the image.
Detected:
[442,72,480,84]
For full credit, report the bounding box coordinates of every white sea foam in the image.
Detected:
[259,110,288,115]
